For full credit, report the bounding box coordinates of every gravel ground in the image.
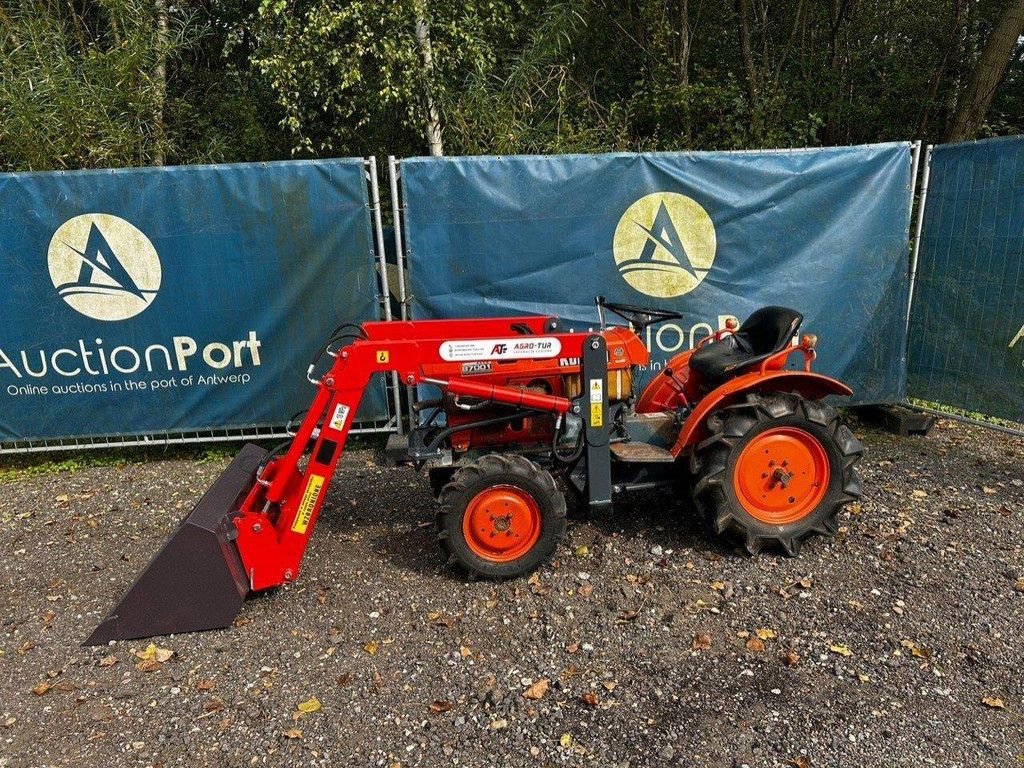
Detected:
[1,417,1023,768]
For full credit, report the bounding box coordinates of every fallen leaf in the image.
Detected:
[428,700,453,714]
[982,486,997,495]
[197,679,215,692]
[559,733,573,748]
[755,628,777,641]
[829,644,854,657]
[787,757,811,768]
[283,728,303,740]
[578,582,593,598]
[363,641,379,656]
[296,696,321,713]
[602,681,618,692]
[32,681,51,696]
[692,633,712,651]
[857,672,871,683]
[581,692,599,707]
[459,645,473,658]
[912,489,928,499]
[560,665,582,681]
[574,545,589,556]
[565,642,579,654]
[900,639,931,659]
[135,659,160,673]
[523,678,550,700]
[981,696,1005,709]
[528,573,550,596]
[135,643,173,663]
[203,697,226,712]
[97,655,118,667]
[746,638,765,653]
[337,672,354,687]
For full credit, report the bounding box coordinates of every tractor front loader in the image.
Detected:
[86,299,862,644]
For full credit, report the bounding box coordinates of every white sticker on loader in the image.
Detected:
[439,337,561,362]
[329,404,350,432]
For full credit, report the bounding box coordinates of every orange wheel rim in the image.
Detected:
[733,427,830,525]
[463,485,542,562]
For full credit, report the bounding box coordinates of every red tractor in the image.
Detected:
[87,298,862,643]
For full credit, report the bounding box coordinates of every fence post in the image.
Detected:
[387,156,409,321]
[367,156,404,435]
[905,144,933,341]
[388,156,419,431]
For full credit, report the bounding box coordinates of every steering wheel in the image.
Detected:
[598,296,683,332]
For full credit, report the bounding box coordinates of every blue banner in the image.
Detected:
[908,136,1024,422]
[0,159,387,442]
[402,145,914,404]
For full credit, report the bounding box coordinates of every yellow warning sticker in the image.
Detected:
[590,402,603,427]
[291,474,325,534]
[376,350,390,364]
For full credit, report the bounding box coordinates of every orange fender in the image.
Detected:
[671,371,853,456]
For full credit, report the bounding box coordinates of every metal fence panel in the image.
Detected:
[401,145,915,404]
[0,159,389,445]
[907,135,1024,422]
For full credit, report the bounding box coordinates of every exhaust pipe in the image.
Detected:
[84,444,269,645]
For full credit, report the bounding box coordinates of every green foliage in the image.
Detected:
[0,0,1021,168]
[0,0,290,171]
[0,0,179,170]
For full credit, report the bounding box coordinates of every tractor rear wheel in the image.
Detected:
[691,392,862,556]
[437,454,567,578]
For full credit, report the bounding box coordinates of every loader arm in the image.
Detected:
[233,330,575,592]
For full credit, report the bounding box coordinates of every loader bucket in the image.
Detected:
[84,443,269,645]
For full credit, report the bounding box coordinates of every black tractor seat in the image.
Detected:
[689,306,803,386]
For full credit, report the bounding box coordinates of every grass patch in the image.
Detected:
[907,398,1022,431]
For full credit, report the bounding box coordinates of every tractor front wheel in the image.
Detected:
[691,392,863,555]
[437,454,567,578]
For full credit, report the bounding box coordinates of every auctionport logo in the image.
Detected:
[612,192,716,299]
[47,213,161,321]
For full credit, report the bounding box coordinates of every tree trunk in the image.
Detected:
[415,16,444,157]
[945,0,1024,142]
[153,0,169,165]
[822,0,852,145]
[942,0,971,128]
[678,0,691,87]
[734,0,757,110]
[916,0,970,136]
